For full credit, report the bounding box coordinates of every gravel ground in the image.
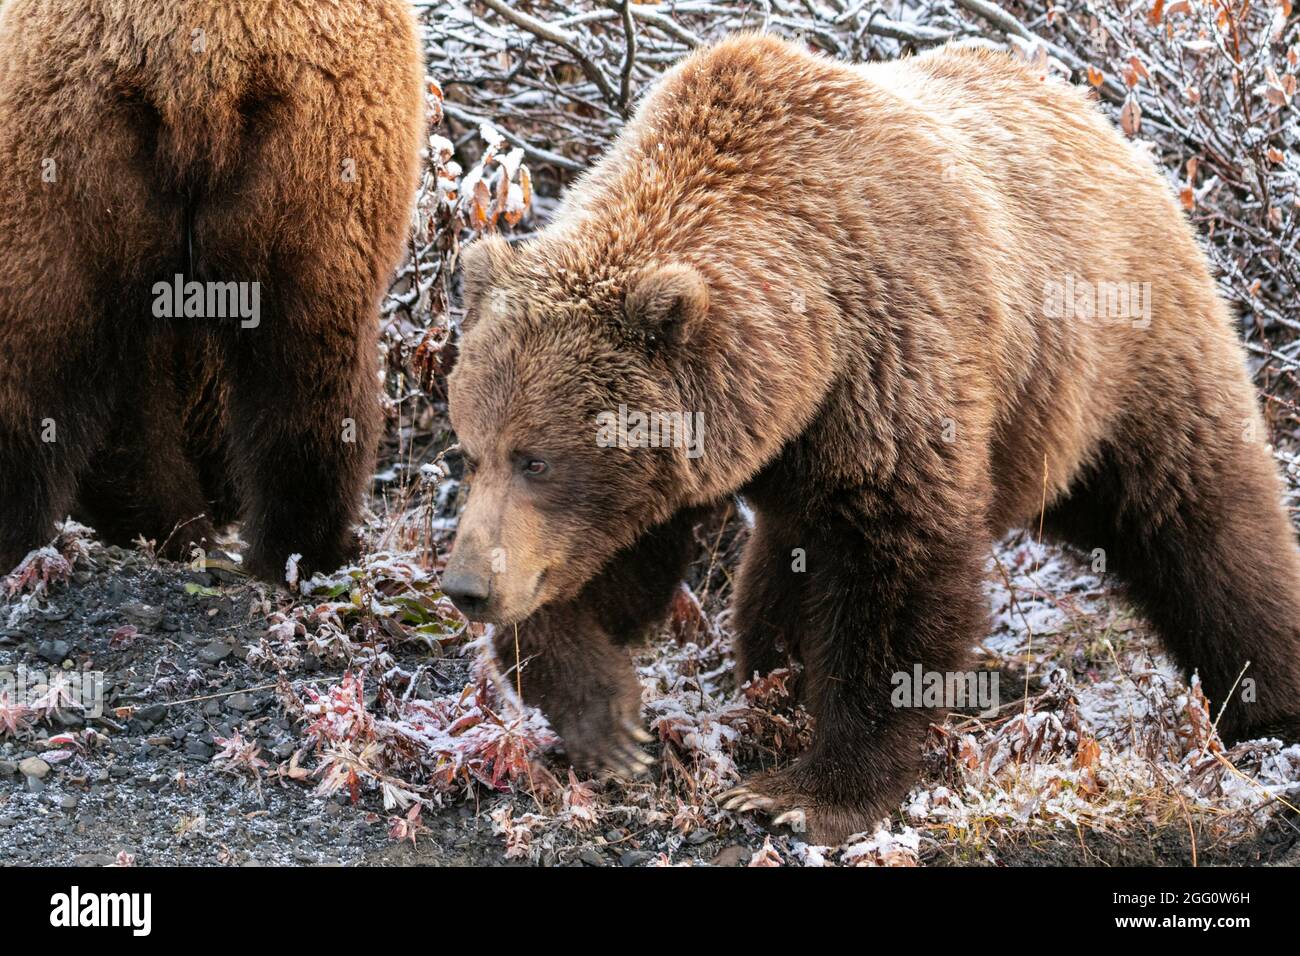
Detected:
[3,531,1298,868]
[0,539,780,867]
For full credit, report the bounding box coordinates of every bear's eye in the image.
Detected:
[522,458,549,477]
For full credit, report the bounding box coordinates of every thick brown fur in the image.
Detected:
[0,0,424,579]
[446,34,1300,843]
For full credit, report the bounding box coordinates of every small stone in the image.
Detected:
[18,756,51,780]
[579,848,608,867]
[198,641,232,665]
[121,602,164,626]
[0,760,16,776]
[709,845,749,867]
[60,795,79,811]
[36,640,71,664]
[226,693,256,713]
[620,850,653,867]
[184,740,214,759]
[133,704,166,729]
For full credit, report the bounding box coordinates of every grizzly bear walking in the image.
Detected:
[443,34,1300,843]
[0,0,424,579]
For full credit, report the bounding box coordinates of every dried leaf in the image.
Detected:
[519,164,533,210]
[471,179,492,229]
[1120,97,1143,136]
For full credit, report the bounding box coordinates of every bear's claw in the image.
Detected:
[721,785,787,815]
[628,724,654,745]
[601,740,655,780]
[572,716,658,780]
[722,771,886,844]
[720,774,831,838]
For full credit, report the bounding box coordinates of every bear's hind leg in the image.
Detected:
[222,290,379,583]
[491,508,706,776]
[0,420,86,573]
[0,320,115,573]
[1044,431,1300,743]
[74,335,216,561]
[724,500,989,844]
[731,510,807,683]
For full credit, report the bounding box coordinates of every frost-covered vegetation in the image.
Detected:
[369,0,1300,864]
[3,0,1299,866]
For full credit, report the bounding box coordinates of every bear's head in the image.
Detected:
[442,234,712,624]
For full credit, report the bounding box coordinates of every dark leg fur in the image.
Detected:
[0,321,117,573]
[222,284,378,582]
[731,511,807,683]
[725,493,989,844]
[75,332,216,560]
[1045,433,1300,743]
[0,422,88,572]
[491,507,706,774]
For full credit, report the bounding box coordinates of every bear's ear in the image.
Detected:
[622,264,709,348]
[459,235,514,332]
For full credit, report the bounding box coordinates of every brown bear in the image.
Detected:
[0,0,424,580]
[443,34,1300,843]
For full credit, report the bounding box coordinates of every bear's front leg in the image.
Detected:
[486,507,707,776]
[724,504,989,845]
[492,603,654,778]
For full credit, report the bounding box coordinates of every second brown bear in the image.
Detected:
[0,0,424,579]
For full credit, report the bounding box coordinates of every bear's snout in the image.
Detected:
[441,566,493,620]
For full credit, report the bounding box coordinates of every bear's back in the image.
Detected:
[578,35,1240,523]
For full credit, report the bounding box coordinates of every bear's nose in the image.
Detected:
[442,568,492,618]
